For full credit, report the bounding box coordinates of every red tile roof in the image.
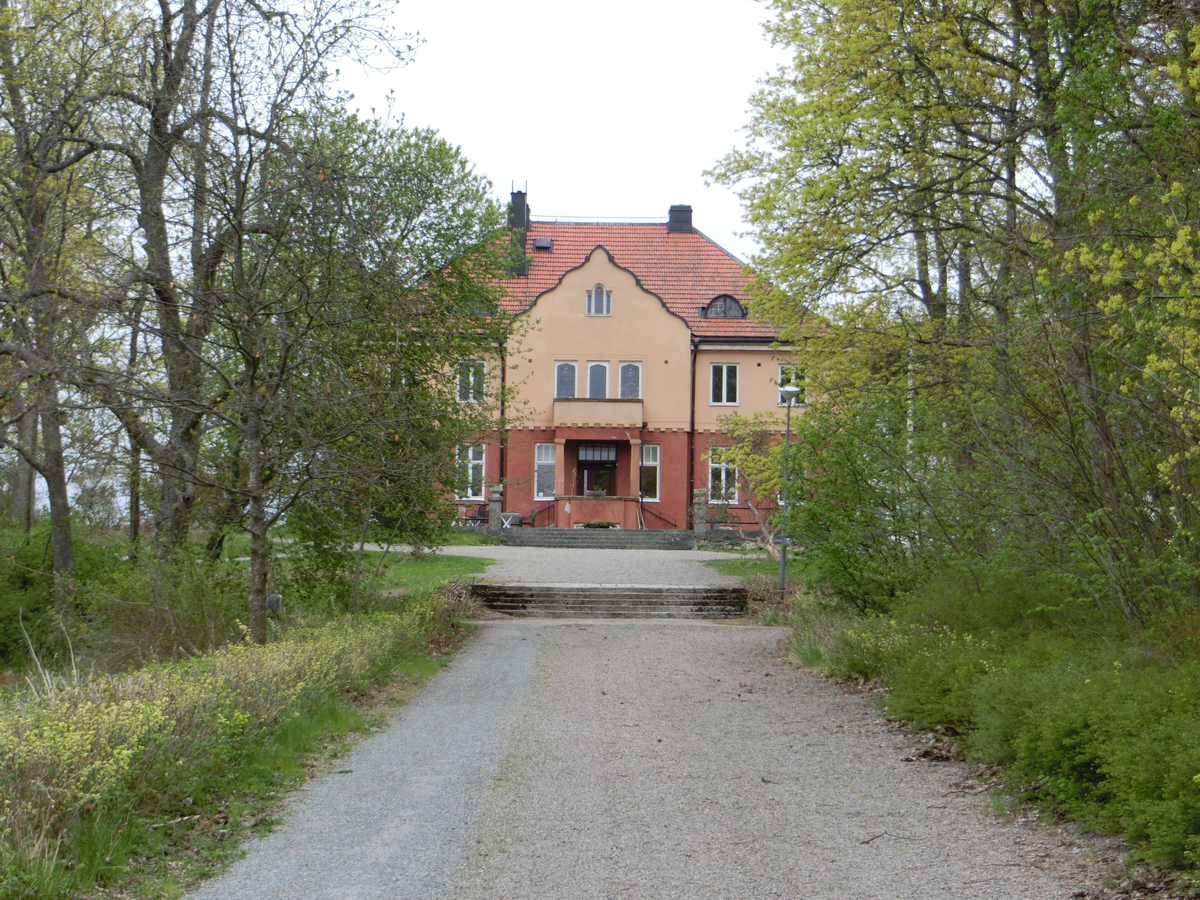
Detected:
[502,221,779,341]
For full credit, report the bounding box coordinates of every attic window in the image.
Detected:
[703,295,745,318]
[587,284,612,316]
[533,237,553,251]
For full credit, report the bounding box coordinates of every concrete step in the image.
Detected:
[501,529,697,550]
[470,583,747,619]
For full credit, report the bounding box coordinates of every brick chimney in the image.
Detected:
[508,190,530,276]
[667,204,693,233]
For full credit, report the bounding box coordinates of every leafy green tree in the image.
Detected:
[714,0,1200,621]
[196,112,512,642]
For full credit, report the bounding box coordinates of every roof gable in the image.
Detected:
[501,221,778,341]
[513,245,692,332]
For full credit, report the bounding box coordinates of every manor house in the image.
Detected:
[455,191,802,532]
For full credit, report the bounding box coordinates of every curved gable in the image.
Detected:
[515,246,692,331]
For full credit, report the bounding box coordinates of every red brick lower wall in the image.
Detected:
[452,429,769,533]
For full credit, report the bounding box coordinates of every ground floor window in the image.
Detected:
[535,443,556,499]
[456,444,485,500]
[709,458,738,504]
[640,444,660,501]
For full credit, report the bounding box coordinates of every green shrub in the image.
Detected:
[74,556,249,669]
[0,522,126,668]
[0,602,452,883]
[801,561,1200,869]
[786,592,858,667]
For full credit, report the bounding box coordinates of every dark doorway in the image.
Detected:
[580,464,616,496]
[576,442,618,496]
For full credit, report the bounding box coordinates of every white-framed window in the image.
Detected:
[457,360,486,403]
[619,362,641,399]
[709,458,738,504]
[587,361,608,399]
[535,443,556,499]
[640,444,660,501]
[710,363,738,405]
[778,364,807,405]
[587,283,612,316]
[456,444,486,500]
[555,361,577,399]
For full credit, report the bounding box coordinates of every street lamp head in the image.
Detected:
[780,385,803,404]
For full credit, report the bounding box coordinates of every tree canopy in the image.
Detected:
[713,0,1200,622]
[0,0,516,641]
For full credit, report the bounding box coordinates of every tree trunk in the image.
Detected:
[37,380,74,602]
[8,392,36,532]
[246,398,268,644]
[130,444,141,546]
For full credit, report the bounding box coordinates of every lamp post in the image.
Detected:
[779,384,803,597]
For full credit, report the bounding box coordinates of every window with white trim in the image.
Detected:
[586,283,612,316]
[709,458,738,504]
[456,444,485,500]
[778,364,807,405]
[457,360,485,403]
[587,362,608,399]
[619,362,641,399]
[535,443,556,499]
[640,444,660,501]
[710,363,738,405]
[555,362,576,399]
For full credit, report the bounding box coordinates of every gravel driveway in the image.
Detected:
[189,620,1080,899]
[439,544,742,586]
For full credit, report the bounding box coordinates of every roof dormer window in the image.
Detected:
[587,284,612,316]
[702,295,745,318]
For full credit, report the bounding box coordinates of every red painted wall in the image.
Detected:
[454,427,765,532]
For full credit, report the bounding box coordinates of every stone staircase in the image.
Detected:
[500,529,697,550]
[469,583,747,619]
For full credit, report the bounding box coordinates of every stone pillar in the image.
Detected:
[554,439,568,529]
[629,439,642,499]
[487,485,504,535]
[693,488,709,537]
[554,438,566,497]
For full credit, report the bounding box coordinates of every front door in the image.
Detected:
[576,442,619,496]
[580,464,616,496]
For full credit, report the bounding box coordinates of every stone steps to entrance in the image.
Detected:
[469,583,747,619]
[501,529,697,550]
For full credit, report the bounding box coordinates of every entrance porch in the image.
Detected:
[544,433,676,530]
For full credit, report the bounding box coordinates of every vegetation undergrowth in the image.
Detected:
[366,550,494,595]
[440,532,502,546]
[704,555,778,578]
[0,572,469,900]
[781,562,1200,874]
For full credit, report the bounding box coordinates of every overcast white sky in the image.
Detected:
[338,0,788,262]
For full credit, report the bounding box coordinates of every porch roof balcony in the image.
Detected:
[552,398,643,428]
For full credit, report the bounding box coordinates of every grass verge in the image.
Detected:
[0,593,466,900]
[704,555,777,578]
[366,551,494,595]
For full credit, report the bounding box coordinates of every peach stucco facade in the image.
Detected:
[455,193,804,532]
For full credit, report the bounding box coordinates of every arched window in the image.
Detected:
[587,284,612,316]
[555,362,576,399]
[703,295,744,318]
[619,363,641,399]
[588,362,608,399]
